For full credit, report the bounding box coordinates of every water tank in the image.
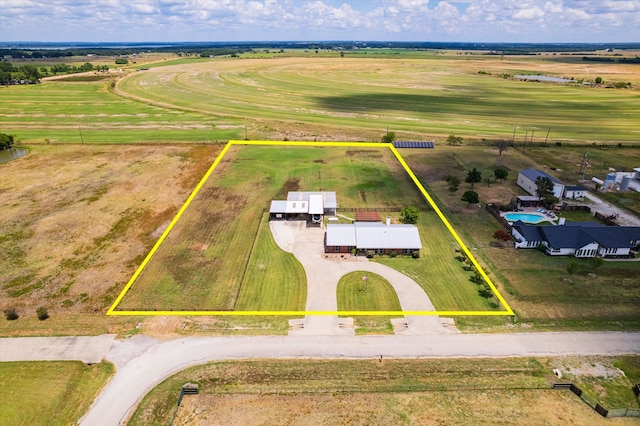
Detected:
[605,173,616,182]
[620,176,632,191]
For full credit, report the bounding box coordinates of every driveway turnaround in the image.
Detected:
[0,334,116,364]
[77,331,640,425]
[270,221,448,335]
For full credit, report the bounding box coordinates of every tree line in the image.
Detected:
[0,61,110,85]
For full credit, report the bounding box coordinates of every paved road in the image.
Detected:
[0,334,116,364]
[77,331,640,425]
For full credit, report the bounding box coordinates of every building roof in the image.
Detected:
[286,200,308,213]
[325,224,357,246]
[308,194,324,215]
[326,223,422,250]
[512,221,544,242]
[519,168,563,185]
[287,191,337,209]
[269,200,288,213]
[565,185,586,191]
[355,211,382,222]
[516,195,540,201]
[514,222,640,250]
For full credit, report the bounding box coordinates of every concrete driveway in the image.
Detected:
[270,221,451,335]
[0,334,116,364]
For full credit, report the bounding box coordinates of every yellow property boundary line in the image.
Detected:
[107,140,514,316]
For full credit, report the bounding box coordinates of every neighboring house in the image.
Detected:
[269,191,337,222]
[563,185,586,199]
[634,167,640,180]
[325,222,422,255]
[511,220,640,258]
[517,168,565,200]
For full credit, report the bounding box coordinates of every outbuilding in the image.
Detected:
[325,222,422,256]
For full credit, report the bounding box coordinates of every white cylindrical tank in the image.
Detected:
[620,176,632,191]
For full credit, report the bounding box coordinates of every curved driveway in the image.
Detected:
[78,331,640,425]
[270,221,447,335]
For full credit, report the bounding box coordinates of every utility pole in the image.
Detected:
[78,125,84,145]
[511,126,517,146]
[530,129,535,151]
[543,128,550,146]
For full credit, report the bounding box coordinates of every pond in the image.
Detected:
[0,148,28,164]
[514,75,576,83]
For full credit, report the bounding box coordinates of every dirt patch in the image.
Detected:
[275,178,300,199]
[0,144,221,321]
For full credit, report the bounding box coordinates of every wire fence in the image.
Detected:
[553,383,640,418]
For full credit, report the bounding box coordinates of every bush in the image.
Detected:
[115,58,128,65]
[389,251,397,258]
[4,307,18,320]
[411,251,420,259]
[493,229,512,242]
[37,307,49,321]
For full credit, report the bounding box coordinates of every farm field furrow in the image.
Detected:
[115,56,640,142]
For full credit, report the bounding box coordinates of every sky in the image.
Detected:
[0,0,638,43]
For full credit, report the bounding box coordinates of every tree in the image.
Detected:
[494,167,509,183]
[115,58,129,65]
[445,175,460,192]
[446,134,463,146]
[4,307,18,320]
[381,131,396,143]
[400,206,419,224]
[595,76,603,84]
[535,176,558,206]
[0,132,15,150]
[461,190,479,206]
[566,261,579,276]
[465,168,482,189]
[495,140,508,156]
[484,176,493,187]
[36,307,49,321]
[493,229,512,242]
[589,256,604,272]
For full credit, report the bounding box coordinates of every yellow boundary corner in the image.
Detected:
[107,140,514,317]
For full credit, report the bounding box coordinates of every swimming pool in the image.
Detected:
[503,212,550,224]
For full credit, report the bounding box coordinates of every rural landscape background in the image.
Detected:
[1,36,640,425]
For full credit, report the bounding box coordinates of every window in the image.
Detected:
[334,246,340,252]
[376,248,385,255]
[403,249,414,254]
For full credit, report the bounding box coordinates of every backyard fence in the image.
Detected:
[339,207,406,213]
[560,204,591,212]
[594,211,620,226]
[553,383,639,418]
[485,203,512,231]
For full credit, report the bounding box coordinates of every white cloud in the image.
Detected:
[0,0,637,42]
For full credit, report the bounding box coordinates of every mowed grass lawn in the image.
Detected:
[0,361,113,425]
[337,271,402,334]
[115,144,496,313]
[235,214,306,311]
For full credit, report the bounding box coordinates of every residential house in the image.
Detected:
[325,222,422,255]
[511,221,640,258]
[269,191,337,222]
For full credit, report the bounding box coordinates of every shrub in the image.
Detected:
[493,229,512,242]
[411,251,420,259]
[4,307,18,320]
[389,251,397,258]
[37,307,49,321]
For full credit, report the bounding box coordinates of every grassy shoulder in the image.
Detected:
[0,361,114,425]
[128,356,640,426]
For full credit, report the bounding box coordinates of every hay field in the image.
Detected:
[116,53,640,142]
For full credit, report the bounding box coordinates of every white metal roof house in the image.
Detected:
[517,168,565,200]
[269,191,337,222]
[325,222,422,255]
[511,220,640,258]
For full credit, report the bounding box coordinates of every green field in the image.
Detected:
[3,51,639,145]
[114,143,501,314]
[0,361,114,425]
[115,55,640,142]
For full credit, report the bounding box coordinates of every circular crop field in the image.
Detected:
[117,55,640,142]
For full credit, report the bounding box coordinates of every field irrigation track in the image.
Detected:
[115,56,640,143]
[107,140,513,316]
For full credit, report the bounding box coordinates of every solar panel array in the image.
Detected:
[393,140,435,149]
